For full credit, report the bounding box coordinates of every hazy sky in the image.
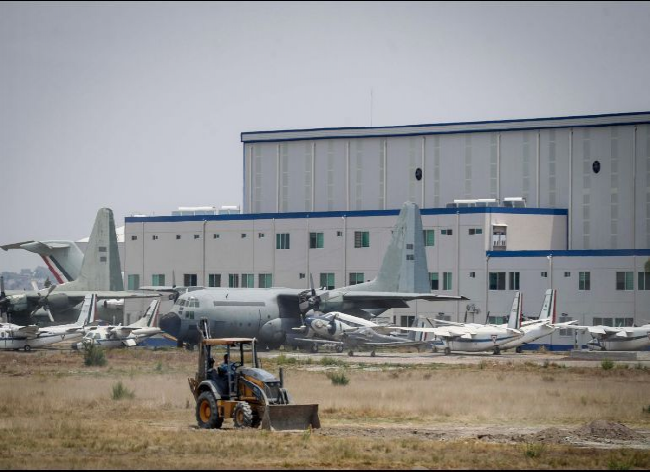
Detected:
[2,1,650,272]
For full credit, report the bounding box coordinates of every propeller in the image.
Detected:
[29,284,57,321]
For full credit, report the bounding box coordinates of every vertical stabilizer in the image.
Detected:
[507,292,522,329]
[1,241,83,284]
[358,202,430,293]
[129,299,161,328]
[538,289,556,323]
[61,208,124,291]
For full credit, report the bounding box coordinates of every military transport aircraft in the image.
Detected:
[159,202,468,348]
[563,321,650,351]
[0,208,157,325]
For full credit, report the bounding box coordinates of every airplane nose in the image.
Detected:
[159,311,182,338]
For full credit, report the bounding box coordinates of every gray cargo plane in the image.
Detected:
[159,202,468,348]
[0,208,156,325]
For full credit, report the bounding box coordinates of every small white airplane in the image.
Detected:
[564,321,650,351]
[499,289,577,352]
[398,294,524,355]
[0,293,97,351]
[289,310,424,356]
[73,299,162,349]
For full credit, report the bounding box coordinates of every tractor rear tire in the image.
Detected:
[233,402,254,428]
[196,391,223,429]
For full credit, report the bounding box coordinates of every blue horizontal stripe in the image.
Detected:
[126,207,566,223]
[487,249,650,258]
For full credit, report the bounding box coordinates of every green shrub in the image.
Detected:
[319,356,346,367]
[326,370,350,386]
[522,442,545,458]
[111,381,135,401]
[83,343,107,367]
[601,359,615,370]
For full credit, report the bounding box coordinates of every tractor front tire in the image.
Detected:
[196,392,223,429]
[233,402,254,428]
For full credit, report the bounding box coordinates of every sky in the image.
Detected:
[1,1,650,272]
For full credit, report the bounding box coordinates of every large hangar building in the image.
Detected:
[124,111,650,349]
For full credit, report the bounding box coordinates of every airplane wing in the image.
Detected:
[397,326,472,338]
[293,338,344,346]
[12,325,40,339]
[337,291,468,309]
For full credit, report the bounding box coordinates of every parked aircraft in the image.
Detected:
[0,293,96,351]
[2,239,84,285]
[499,289,577,352]
[289,310,422,356]
[398,294,523,355]
[159,201,468,348]
[565,322,650,351]
[73,299,162,349]
[0,208,156,325]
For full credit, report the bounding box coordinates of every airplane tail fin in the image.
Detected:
[358,202,430,293]
[130,299,161,328]
[60,208,124,292]
[76,293,97,327]
[538,289,556,323]
[1,240,84,284]
[407,316,429,342]
[507,292,522,329]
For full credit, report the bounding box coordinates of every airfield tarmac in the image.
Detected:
[1,346,649,469]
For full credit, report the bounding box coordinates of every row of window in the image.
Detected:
[485,271,650,291]
[129,229,475,247]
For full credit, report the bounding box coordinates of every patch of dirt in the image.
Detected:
[572,420,645,441]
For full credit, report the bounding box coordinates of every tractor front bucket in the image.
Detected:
[261,404,321,431]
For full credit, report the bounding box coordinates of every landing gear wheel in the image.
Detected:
[348,351,354,357]
[444,347,451,356]
[370,350,376,357]
[233,402,254,428]
[335,345,343,353]
[23,345,31,352]
[196,392,223,429]
[310,344,319,353]
[515,346,523,354]
[493,347,501,355]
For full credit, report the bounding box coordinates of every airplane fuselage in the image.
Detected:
[589,333,650,351]
[500,323,556,350]
[0,330,82,351]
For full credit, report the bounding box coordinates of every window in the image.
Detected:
[152,235,158,240]
[616,272,633,291]
[541,272,548,278]
[509,272,520,290]
[276,233,290,249]
[152,274,165,286]
[423,230,435,247]
[337,231,343,237]
[241,274,254,288]
[349,273,365,285]
[208,274,221,287]
[469,228,483,235]
[127,274,140,290]
[406,254,414,261]
[354,231,370,248]
[299,273,306,279]
[184,274,197,286]
[469,272,476,278]
[564,272,571,277]
[579,271,591,291]
[488,315,508,325]
[213,234,220,239]
[176,235,181,240]
[489,272,506,290]
[614,317,634,327]
[131,235,138,241]
[241,233,247,239]
[320,273,335,290]
[443,272,452,291]
[229,274,239,288]
[310,232,324,249]
[400,316,416,328]
[441,229,453,236]
[194,234,200,240]
[639,272,650,290]
[258,273,273,288]
[429,272,439,290]
[258,233,265,238]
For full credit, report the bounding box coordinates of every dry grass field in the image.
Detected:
[0,347,649,469]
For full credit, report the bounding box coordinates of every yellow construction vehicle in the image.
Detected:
[188,318,320,431]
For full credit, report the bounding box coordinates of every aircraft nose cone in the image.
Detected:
[159,312,182,338]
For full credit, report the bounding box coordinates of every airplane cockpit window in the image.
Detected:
[179,299,186,307]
